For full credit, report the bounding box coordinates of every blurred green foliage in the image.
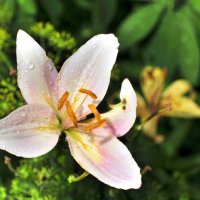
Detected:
[1,0,200,199]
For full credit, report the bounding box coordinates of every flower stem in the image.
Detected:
[68,171,89,183]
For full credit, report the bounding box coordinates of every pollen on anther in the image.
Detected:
[79,88,97,100]
[84,119,106,132]
[88,104,101,122]
[58,91,69,110]
[66,101,78,128]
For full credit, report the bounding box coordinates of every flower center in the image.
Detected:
[58,88,105,132]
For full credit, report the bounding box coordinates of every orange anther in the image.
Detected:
[79,88,97,100]
[66,101,78,128]
[88,104,101,122]
[84,119,106,132]
[58,91,69,110]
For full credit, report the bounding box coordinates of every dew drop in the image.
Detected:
[48,64,53,71]
[29,63,34,70]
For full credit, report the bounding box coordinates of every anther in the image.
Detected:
[58,91,69,110]
[84,119,106,132]
[79,88,97,100]
[88,104,101,122]
[66,101,78,127]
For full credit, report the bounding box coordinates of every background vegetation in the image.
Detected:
[1,0,200,199]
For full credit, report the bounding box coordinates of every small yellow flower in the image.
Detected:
[137,66,200,143]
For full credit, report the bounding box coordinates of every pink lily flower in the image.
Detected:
[0,30,141,190]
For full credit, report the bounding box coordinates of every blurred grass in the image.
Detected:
[1,0,200,199]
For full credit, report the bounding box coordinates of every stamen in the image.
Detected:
[58,91,69,110]
[84,119,106,132]
[88,104,101,122]
[66,101,78,127]
[79,88,97,100]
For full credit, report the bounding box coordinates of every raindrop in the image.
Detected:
[29,63,34,70]
[48,64,53,71]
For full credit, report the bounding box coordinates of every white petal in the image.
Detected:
[67,128,141,189]
[0,105,60,158]
[101,79,137,137]
[57,34,119,117]
[17,30,58,105]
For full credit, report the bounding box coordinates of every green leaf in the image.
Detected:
[189,0,200,14]
[175,10,199,84]
[117,1,165,50]
[92,0,117,32]
[39,0,63,24]
[144,11,181,76]
[144,9,199,83]
[162,120,191,158]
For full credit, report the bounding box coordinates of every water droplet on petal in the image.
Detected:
[29,63,34,70]
[1,145,6,150]
[21,113,26,117]
[49,65,53,71]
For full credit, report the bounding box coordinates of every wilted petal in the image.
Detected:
[0,105,60,158]
[136,93,148,119]
[57,34,119,117]
[161,96,200,118]
[17,30,58,105]
[100,79,137,137]
[67,128,141,189]
[140,66,166,111]
[162,79,192,97]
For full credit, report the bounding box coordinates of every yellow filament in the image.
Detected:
[66,101,78,127]
[88,104,101,122]
[58,91,69,110]
[79,88,97,100]
[84,119,106,132]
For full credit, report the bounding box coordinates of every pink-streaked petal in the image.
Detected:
[67,128,141,190]
[57,34,119,117]
[17,30,58,105]
[0,104,60,158]
[101,79,137,137]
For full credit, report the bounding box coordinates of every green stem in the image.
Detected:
[68,171,89,183]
